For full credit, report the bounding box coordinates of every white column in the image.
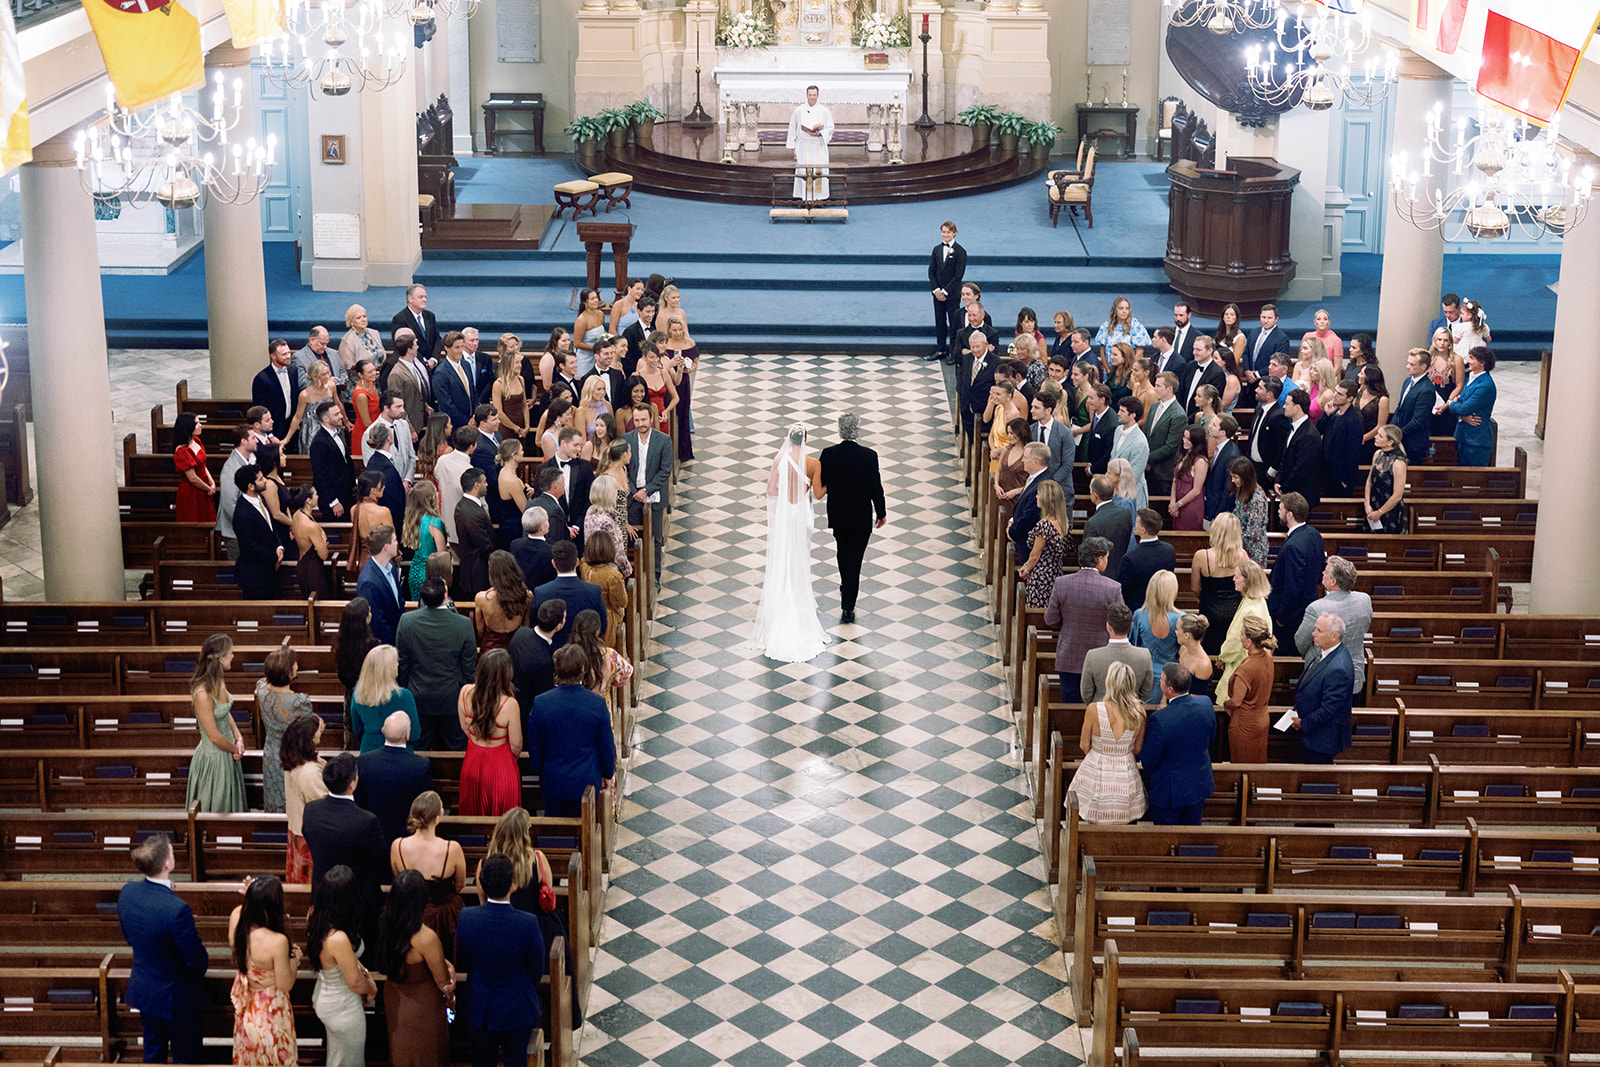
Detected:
[202,45,271,398]
[360,37,423,287]
[20,134,127,600]
[1375,55,1451,385]
[447,12,472,153]
[1529,148,1600,614]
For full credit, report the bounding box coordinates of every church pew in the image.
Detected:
[0,957,117,1058]
[122,522,219,569]
[1089,943,1572,1067]
[116,487,179,523]
[172,381,252,424]
[151,558,308,600]
[0,694,356,751]
[149,406,250,456]
[124,434,332,489]
[0,600,318,648]
[1368,657,1600,711]
[1304,495,1539,534]
[0,645,341,697]
[1367,614,1600,664]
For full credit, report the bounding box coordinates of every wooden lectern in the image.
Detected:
[1164,156,1299,315]
[575,221,635,300]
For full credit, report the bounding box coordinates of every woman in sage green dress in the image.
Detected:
[186,633,249,814]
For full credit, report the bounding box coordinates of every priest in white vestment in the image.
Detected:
[785,85,834,200]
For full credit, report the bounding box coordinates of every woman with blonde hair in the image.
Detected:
[1223,615,1277,762]
[1130,570,1180,703]
[403,481,446,601]
[1303,308,1343,372]
[1217,558,1272,700]
[338,304,385,381]
[350,645,420,754]
[1094,295,1150,363]
[585,475,633,579]
[1190,512,1243,657]
[575,376,611,442]
[1067,661,1147,824]
[1293,334,1326,394]
[1309,357,1339,420]
[1106,457,1141,523]
[661,313,699,463]
[493,343,529,442]
[390,790,466,959]
[659,284,688,330]
[596,441,634,532]
[1019,479,1071,607]
[1365,423,1410,534]
[289,360,338,454]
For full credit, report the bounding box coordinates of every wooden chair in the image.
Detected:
[1048,143,1097,229]
[1046,138,1088,184]
[1153,97,1183,160]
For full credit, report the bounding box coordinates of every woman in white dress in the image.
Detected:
[747,426,829,663]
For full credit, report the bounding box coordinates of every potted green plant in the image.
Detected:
[993,111,1029,156]
[628,100,666,144]
[599,108,632,151]
[565,115,607,165]
[957,103,999,148]
[1024,119,1062,163]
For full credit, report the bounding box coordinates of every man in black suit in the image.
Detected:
[355,711,435,841]
[586,336,628,410]
[456,854,546,1067]
[510,507,557,592]
[1245,376,1291,488]
[621,299,657,376]
[302,752,389,910]
[1082,384,1115,473]
[1242,302,1293,382]
[950,299,999,366]
[960,331,999,440]
[309,400,354,521]
[533,541,606,647]
[1149,327,1186,380]
[363,423,410,521]
[927,220,967,359]
[251,339,302,436]
[1170,301,1203,363]
[1006,443,1049,562]
[392,284,440,365]
[818,412,887,625]
[1271,388,1323,506]
[541,428,593,549]
[1317,381,1363,501]
[396,578,477,750]
[509,599,563,713]
[118,835,209,1065]
[528,467,574,550]
[1083,475,1134,576]
[1119,508,1176,609]
[232,466,282,600]
[455,468,496,598]
[1393,347,1435,464]
[1203,414,1241,523]
[1178,336,1228,415]
[1267,492,1326,652]
[470,405,501,484]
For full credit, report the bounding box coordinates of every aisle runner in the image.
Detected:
[582,353,1076,1067]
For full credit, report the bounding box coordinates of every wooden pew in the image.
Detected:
[1369,657,1600,710]
[0,955,117,1059]
[0,693,352,750]
[1346,702,1600,768]
[0,600,318,648]
[0,645,342,697]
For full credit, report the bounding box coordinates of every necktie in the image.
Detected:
[1399,376,1414,406]
[413,360,431,403]
[559,461,571,504]
[943,243,952,260]
[453,361,469,394]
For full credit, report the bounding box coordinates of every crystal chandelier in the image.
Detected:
[1245,6,1396,112]
[1164,0,1280,36]
[73,79,277,211]
[1391,103,1595,240]
[263,0,407,98]
[388,0,478,26]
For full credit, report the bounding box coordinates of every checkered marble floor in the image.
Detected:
[580,353,1080,1067]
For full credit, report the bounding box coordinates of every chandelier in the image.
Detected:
[387,0,478,25]
[1165,0,1280,35]
[1391,103,1595,240]
[262,0,407,98]
[1245,6,1396,111]
[73,79,277,211]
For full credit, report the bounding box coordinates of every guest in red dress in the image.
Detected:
[172,412,219,523]
[456,649,522,817]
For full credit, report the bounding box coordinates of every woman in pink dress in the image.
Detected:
[1167,425,1208,532]
[456,649,522,817]
[1067,661,1147,823]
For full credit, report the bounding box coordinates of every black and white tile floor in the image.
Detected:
[580,353,1080,1067]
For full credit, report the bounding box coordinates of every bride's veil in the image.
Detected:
[748,425,827,661]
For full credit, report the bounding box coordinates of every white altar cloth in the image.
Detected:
[713,46,912,105]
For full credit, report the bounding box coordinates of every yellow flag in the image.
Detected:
[222,0,285,50]
[0,0,29,174]
[78,0,204,112]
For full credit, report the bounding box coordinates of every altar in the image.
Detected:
[713,46,912,126]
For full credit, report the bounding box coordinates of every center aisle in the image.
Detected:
[580,353,1077,1067]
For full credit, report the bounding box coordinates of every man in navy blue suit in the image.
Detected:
[1006,443,1048,562]
[1140,663,1215,825]
[251,339,302,436]
[471,404,502,484]
[532,541,606,647]
[527,646,616,818]
[1203,415,1240,523]
[118,835,209,1064]
[1393,347,1435,464]
[1267,492,1326,652]
[356,526,405,644]
[1291,613,1355,763]
[232,466,283,600]
[363,425,409,523]
[431,331,475,431]
[356,711,435,841]
[457,854,546,1067]
[1242,303,1293,382]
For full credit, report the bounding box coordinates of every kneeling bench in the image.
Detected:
[553,179,600,218]
[590,172,634,213]
[770,206,848,223]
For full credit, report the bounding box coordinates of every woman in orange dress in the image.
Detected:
[172,412,218,523]
[456,650,522,817]
[349,359,381,459]
[228,877,300,1066]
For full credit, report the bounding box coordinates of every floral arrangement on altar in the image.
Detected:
[716,9,777,48]
[852,10,909,48]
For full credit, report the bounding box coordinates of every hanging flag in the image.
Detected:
[0,0,28,174]
[1475,2,1600,124]
[78,0,204,112]
[1309,0,1364,15]
[222,0,284,49]
[1409,0,1490,83]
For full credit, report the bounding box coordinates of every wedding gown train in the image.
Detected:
[747,438,829,663]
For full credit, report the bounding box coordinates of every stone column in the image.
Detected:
[1529,147,1600,614]
[360,33,423,287]
[202,45,271,399]
[1375,55,1452,385]
[20,134,127,600]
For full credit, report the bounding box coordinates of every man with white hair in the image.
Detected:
[510,505,556,591]
[355,710,434,842]
[1289,613,1354,764]
[462,327,491,403]
[1296,556,1372,699]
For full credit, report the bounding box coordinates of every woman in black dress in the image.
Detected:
[1365,424,1410,534]
[1355,365,1390,465]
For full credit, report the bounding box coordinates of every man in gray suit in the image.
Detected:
[624,405,674,585]
[293,327,347,400]
[1295,555,1373,701]
[1079,602,1154,705]
[374,390,416,483]
[395,578,478,751]
[1030,391,1073,512]
[1145,370,1186,497]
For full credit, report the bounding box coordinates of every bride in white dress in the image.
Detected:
[747,425,829,663]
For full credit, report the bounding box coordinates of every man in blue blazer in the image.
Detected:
[1203,415,1240,522]
[1267,493,1326,652]
[1029,393,1073,504]
[527,646,616,818]
[1292,614,1355,763]
[1006,444,1048,562]
[532,541,606,647]
[1141,663,1216,825]
[1242,303,1293,381]
[1448,347,1498,467]
[456,854,546,1067]
[356,527,405,644]
[1393,348,1435,465]
[363,430,409,524]
[430,331,475,431]
[118,835,209,1064]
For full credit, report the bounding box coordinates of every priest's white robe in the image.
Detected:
[785,102,834,200]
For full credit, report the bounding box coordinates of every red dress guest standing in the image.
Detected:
[172,412,218,523]
[455,650,522,818]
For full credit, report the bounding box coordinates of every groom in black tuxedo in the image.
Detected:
[819,411,887,625]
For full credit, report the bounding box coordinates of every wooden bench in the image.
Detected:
[552,180,599,219]
[1368,613,1600,663]
[0,645,341,697]
[1368,657,1600,710]
[0,600,318,647]
[0,694,352,750]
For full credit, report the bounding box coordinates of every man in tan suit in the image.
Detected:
[1080,602,1154,706]
[386,327,430,440]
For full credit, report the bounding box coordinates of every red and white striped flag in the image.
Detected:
[1474,1,1600,124]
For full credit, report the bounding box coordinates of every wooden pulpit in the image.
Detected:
[1164,156,1299,314]
[575,221,635,299]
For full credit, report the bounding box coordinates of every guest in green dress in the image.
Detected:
[351,644,421,754]
[403,482,447,601]
[186,634,248,813]
[255,641,312,814]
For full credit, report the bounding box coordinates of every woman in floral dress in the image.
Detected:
[1019,481,1071,608]
[229,877,300,1066]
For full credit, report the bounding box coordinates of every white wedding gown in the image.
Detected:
[747,443,829,662]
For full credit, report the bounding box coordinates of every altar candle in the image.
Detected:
[922,13,929,32]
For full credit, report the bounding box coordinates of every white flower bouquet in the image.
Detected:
[852,10,910,48]
[716,10,776,48]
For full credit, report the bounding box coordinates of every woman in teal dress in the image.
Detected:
[186,634,248,813]
[403,482,447,601]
